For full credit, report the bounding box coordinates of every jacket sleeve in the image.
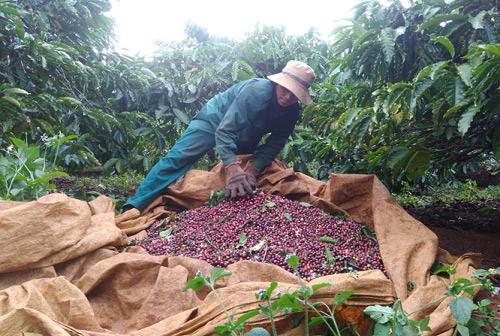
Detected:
[251,111,299,171]
[214,85,269,166]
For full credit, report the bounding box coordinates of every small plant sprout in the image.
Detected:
[365,267,500,335]
[254,282,279,335]
[183,268,262,336]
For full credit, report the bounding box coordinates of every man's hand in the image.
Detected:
[245,165,260,182]
[225,163,255,198]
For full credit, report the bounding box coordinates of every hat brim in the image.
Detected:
[268,73,313,105]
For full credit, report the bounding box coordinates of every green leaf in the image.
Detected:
[14,18,25,38]
[182,276,205,292]
[449,298,474,325]
[0,5,22,15]
[262,281,278,299]
[352,28,377,49]
[159,227,173,238]
[492,125,500,161]
[478,43,500,57]
[240,60,255,76]
[277,292,301,312]
[218,215,231,223]
[444,103,467,119]
[400,324,419,336]
[265,201,275,208]
[283,213,292,221]
[417,14,467,32]
[244,327,271,336]
[231,61,239,81]
[416,315,432,332]
[56,97,82,105]
[24,146,40,163]
[286,255,299,268]
[344,107,362,127]
[373,323,391,336]
[312,281,333,292]
[210,268,232,283]
[407,148,430,180]
[411,77,433,112]
[319,236,338,244]
[1,96,21,107]
[458,104,480,136]
[407,281,414,291]
[387,146,409,167]
[380,28,396,64]
[325,246,335,266]
[10,137,25,148]
[456,64,473,87]
[250,240,266,251]
[236,231,247,248]
[172,108,190,125]
[183,97,196,104]
[3,88,30,95]
[10,188,25,196]
[364,305,394,324]
[445,76,465,106]
[214,324,231,334]
[334,290,356,306]
[456,324,470,336]
[236,310,260,326]
[299,202,312,207]
[430,262,456,276]
[447,278,474,296]
[361,225,377,242]
[435,36,455,57]
[468,11,485,30]
[430,61,450,80]
[308,316,328,330]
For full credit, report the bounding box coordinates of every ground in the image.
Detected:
[404,200,500,270]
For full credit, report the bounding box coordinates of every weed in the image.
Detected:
[365,267,500,335]
[183,255,359,336]
[0,135,69,200]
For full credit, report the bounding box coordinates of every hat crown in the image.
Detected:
[266,60,315,105]
[282,60,316,88]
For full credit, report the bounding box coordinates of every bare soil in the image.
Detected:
[404,199,500,270]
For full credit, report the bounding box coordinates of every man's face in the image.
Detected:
[276,85,299,107]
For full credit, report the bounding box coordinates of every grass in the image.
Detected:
[393,180,500,208]
[54,171,144,212]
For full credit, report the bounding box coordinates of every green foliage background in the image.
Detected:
[1,0,499,193]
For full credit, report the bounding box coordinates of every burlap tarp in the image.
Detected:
[0,156,480,335]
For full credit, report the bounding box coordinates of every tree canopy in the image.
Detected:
[1,0,498,190]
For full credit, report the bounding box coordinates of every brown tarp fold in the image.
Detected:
[0,156,480,335]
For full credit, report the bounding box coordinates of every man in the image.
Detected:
[122,60,316,213]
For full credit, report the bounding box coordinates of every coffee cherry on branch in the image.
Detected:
[136,192,385,280]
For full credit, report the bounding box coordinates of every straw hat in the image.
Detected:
[268,60,316,105]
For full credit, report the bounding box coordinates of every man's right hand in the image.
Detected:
[225,163,255,198]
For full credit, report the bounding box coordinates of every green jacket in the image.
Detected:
[193,78,300,171]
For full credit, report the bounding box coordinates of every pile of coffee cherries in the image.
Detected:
[137,192,385,280]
